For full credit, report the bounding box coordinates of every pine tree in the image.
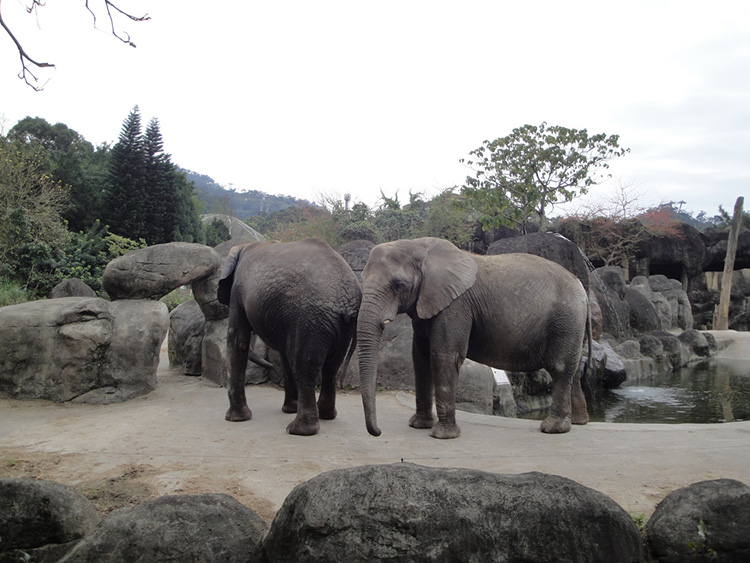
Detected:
[104,106,147,240]
[103,107,203,245]
[143,118,176,244]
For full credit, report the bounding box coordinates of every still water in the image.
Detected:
[588,359,750,424]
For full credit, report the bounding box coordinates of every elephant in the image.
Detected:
[217,238,362,436]
[357,237,592,439]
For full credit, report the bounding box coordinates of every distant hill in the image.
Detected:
[183,169,315,220]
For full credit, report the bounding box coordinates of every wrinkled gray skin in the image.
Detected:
[358,237,590,439]
[218,239,361,436]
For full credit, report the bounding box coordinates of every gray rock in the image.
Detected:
[340,314,415,390]
[456,359,495,415]
[590,340,628,389]
[201,214,265,243]
[645,478,750,562]
[103,242,220,300]
[259,464,643,563]
[0,297,168,403]
[60,493,268,563]
[0,478,100,554]
[337,239,374,285]
[49,278,97,299]
[625,285,663,334]
[168,299,205,376]
[679,329,712,359]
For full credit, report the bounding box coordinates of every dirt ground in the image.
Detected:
[2,331,749,523]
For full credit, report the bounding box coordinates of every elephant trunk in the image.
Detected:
[357,302,386,437]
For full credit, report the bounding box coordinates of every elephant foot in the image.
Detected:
[540,415,571,434]
[318,405,337,420]
[282,400,298,414]
[286,417,320,436]
[429,421,461,439]
[409,412,436,429]
[225,405,252,422]
[571,410,589,425]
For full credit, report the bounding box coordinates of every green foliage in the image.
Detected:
[0,141,71,293]
[420,188,475,248]
[461,122,629,233]
[161,288,194,311]
[686,519,717,559]
[631,513,647,533]
[7,117,106,232]
[204,217,231,246]
[16,220,146,298]
[0,278,28,307]
[714,204,750,230]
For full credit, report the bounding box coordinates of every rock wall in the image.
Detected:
[4,468,749,562]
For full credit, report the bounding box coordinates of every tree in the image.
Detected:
[0,1,150,90]
[104,106,147,240]
[7,116,107,231]
[460,122,629,233]
[0,140,70,290]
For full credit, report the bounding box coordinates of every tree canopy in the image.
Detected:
[103,107,202,245]
[460,122,629,233]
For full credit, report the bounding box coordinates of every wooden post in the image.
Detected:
[715,196,744,330]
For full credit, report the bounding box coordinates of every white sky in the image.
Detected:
[2,0,748,217]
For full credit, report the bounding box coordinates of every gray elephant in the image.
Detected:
[357,237,591,439]
[217,238,361,436]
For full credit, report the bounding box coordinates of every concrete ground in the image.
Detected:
[1,331,748,522]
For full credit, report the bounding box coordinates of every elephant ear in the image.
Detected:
[416,238,478,319]
[217,244,245,305]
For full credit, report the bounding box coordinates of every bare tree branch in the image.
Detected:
[0,0,54,90]
[85,0,150,47]
[0,0,150,90]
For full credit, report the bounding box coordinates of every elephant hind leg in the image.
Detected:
[539,361,575,434]
[317,356,340,421]
[225,309,253,422]
[284,355,322,436]
[570,363,589,426]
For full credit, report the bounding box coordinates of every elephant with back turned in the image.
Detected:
[217,238,361,436]
[357,237,591,439]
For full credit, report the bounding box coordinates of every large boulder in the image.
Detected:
[259,464,643,563]
[193,238,251,322]
[0,297,168,403]
[201,214,265,243]
[337,239,374,285]
[59,494,268,563]
[103,242,220,300]
[0,478,100,561]
[49,278,97,298]
[592,266,631,340]
[487,232,592,291]
[645,478,750,562]
[168,299,205,376]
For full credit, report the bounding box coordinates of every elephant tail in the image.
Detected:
[337,330,358,386]
[581,297,596,405]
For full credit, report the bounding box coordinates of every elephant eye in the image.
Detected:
[392,279,407,293]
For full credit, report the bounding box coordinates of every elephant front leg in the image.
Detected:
[409,331,436,430]
[429,352,461,439]
[225,314,253,422]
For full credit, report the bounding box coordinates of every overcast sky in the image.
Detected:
[2,1,748,217]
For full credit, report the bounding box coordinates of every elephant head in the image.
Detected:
[357,237,478,436]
